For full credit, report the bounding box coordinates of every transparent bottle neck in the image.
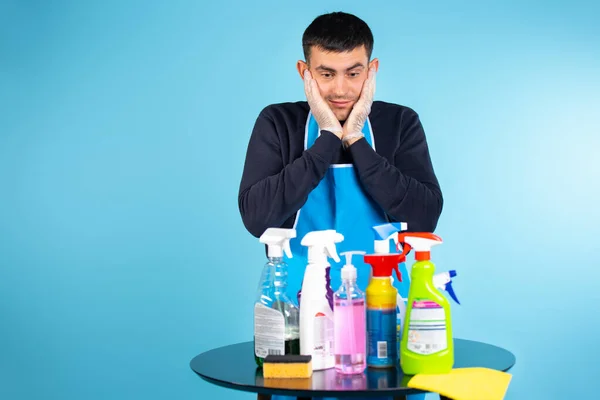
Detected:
[269,257,288,293]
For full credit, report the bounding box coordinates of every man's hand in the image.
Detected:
[343,67,376,147]
[304,70,343,139]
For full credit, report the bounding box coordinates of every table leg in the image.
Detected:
[297,397,311,400]
[393,396,407,400]
[257,394,271,400]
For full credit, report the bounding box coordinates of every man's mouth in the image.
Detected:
[329,100,352,107]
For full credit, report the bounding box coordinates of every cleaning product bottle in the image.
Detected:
[371,222,409,358]
[254,228,299,367]
[363,252,404,368]
[398,232,453,375]
[334,251,367,374]
[299,229,344,370]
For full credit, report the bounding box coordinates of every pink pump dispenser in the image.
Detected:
[333,251,367,374]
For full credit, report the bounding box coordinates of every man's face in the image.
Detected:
[298,45,378,122]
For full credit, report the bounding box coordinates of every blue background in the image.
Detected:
[1,1,599,399]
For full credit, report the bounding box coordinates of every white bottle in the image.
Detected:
[299,229,344,371]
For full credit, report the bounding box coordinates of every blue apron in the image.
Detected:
[275,112,424,400]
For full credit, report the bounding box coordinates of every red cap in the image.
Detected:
[396,233,441,262]
[363,254,404,281]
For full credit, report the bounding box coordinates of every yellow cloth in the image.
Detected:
[407,367,512,400]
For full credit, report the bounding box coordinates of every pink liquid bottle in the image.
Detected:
[334,251,367,374]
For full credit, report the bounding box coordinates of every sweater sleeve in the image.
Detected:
[238,110,342,238]
[347,110,443,232]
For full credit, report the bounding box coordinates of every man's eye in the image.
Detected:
[322,73,333,78]
[348,72,360,77]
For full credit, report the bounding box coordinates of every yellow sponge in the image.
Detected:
[263,355,312,378]
[407,367,512,400]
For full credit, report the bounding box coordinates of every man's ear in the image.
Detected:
[368,58,380,72]
[297,60,309,80]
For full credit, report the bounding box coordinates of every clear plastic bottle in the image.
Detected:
[254,229,300,366]
[333,251,367,374]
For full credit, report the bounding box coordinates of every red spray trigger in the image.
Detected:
[364,253,404,281]
[392,261,402,282]
[397,232,443,261]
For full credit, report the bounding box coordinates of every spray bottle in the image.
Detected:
[299,229,344,370]
[334,251,367,374]
[254,228,299,366]
[363,252,404,368]
[398,232,453,375]
[371,222,409,356]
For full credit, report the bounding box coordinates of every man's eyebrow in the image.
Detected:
[315,62,366,73]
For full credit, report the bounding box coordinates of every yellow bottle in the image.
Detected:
[363,254,404,368]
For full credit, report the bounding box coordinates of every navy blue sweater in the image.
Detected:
[238,101,443,238]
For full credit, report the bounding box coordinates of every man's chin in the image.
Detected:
[334,111,351,122]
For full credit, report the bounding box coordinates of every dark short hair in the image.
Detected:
[302,12,374,63]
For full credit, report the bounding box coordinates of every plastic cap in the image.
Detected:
[372,222,408,254]
[340,251,366,281]
[301,230,344,263]
[397,232,442,261]
[363,254,403,280]
[259,228,297,258]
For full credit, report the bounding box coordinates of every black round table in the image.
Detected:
[190,338,515,400]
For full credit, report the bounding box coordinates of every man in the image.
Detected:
[238,11,441,399]
[239,12,442,239]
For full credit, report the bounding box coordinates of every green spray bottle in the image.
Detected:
[398,232,453,375]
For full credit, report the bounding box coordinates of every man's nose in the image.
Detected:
[332,76,349,97]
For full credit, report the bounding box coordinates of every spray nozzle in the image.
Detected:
[301,230,344,263]
[397,232,442,261]
[372,222,408,254]
[433,270,460,305]
[259,228,297,258]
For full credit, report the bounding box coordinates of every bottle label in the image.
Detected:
[367,307,397,366]
[407,300,447,355]
[254,303,285,358]
[313,313,334,359]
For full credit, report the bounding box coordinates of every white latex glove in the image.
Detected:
[343,68,376,146]
[304,70,343,138]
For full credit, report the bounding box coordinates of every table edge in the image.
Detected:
[190,337,516,396]
[192,367,427,397]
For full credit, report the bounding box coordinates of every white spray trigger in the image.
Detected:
[260,228,297,258]
[283,240,292,258]
[325,231,344,263]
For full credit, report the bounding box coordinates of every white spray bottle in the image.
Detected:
[299,229,344,370]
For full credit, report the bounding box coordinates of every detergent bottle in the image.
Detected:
[363,251,404,368]
[254,228,299,366]
[371,222,409,356]
[398,232,453,375]
[334,251,367,374]
[299,229,344,370]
